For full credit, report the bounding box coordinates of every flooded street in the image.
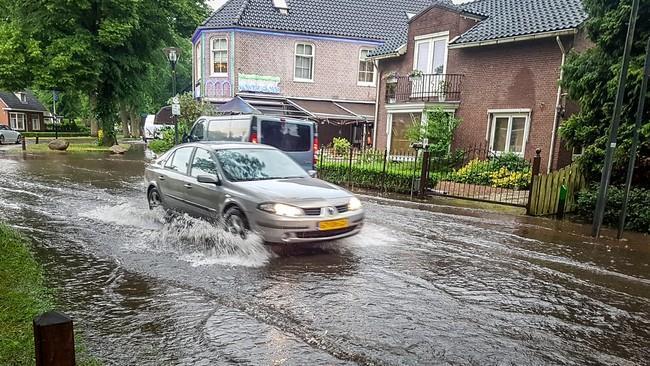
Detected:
[1,146,649,365]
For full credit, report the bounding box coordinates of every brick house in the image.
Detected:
[0,91,49,132]
[193,0,456,146]
[370,0,589,172]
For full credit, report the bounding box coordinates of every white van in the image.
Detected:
[143,115,173,141]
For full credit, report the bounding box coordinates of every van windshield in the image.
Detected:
[260,120,311,152]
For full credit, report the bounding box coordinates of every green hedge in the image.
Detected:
[319,162,437,194]
[22,132,90,138]
[575,185,650,233]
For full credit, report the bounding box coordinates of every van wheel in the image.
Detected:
[224,207,249,239]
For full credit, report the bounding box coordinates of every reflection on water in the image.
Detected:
[0,146,648,365]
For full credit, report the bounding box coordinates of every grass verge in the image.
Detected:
[25,143,131,153]
[0,224,100,365]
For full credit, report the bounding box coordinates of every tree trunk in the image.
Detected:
[129,108,141,138]
[119,106,130,137]
[89,95,99,137]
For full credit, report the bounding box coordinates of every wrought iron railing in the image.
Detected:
[385,73,463,103]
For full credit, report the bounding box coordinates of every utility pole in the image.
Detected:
[591,0,639,238]
[617,38,650,239]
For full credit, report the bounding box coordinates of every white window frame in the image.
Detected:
[357,48,375,86]
[9,112,26,131]
[294,42,315,82]
[413,32,449,74]
[195,41,202,82]
[210,37,228,77]
[31,115,40,130]
[488,112,531,155]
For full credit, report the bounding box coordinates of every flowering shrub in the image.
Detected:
[449,154,531,190]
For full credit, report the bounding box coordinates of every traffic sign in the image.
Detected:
[171,103,180,116]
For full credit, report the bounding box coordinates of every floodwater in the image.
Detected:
[0,146,648,365]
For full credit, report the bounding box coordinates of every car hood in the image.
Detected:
[234,178,351,204]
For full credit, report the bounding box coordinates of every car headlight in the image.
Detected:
[258,203,305,217]
[348,197,362,211]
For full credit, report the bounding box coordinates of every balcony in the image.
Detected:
[385,73,463,104]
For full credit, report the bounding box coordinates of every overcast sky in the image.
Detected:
[207,0,474,10]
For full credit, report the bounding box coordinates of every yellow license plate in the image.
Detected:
[318,219,349,231]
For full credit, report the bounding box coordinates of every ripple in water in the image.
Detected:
[80,203,273,268]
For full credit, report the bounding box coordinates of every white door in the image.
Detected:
[412,36,448,98]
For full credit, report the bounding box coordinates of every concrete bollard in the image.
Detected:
[33,311,76,366]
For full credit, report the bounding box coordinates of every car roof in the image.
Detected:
[186,141,277,151]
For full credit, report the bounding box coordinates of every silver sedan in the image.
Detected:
[144,142,364,244]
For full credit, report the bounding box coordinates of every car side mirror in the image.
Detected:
[307,170,317,178]
[182,133,189,143]
[197,174,221,185]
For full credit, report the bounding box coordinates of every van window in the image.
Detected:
[261,120,311,152]
[191,120,206,141]
[207,119,250,141]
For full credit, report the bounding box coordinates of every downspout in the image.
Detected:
[373,59,381,148]
[548,36,566,173]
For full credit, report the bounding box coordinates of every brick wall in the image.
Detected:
[375,5,582,170]
[234,32,377,100]
[195,30,378,102]
[196,31,235,100]
[0,99,8,125]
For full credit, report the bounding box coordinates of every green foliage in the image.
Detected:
[448,154,531,190]
[332,137,352,155]
[405,107,461,159]
[172,92,218,130]
[0,0,210,146]
[319,161,437,194]
[147,125,188,154]
[0,224,52,365]
[559,0,650,185]
[576,185,650,233]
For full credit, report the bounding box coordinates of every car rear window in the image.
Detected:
[260,120,311,152]
[206,119,250,141]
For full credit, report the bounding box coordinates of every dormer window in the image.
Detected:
[14,92,27,103]
[273,0,288,14]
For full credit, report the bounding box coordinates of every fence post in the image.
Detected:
[22,136,26,151]
[419,150,431,197]
[347,146,353,187]
[526,148,542,215]
[33,311,75,366]
[381,150,388,193]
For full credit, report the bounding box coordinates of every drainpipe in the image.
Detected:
[373,60,381,148]
[548,36,566,173]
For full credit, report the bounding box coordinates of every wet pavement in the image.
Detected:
[0,146,648,365]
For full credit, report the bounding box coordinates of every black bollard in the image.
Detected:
[21,136,26,151]
[33,311,76,366]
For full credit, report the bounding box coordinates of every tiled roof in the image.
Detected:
[200,0,452,41]
[369,0,587,57]
[454,0,587,45]
[0,91,47,112]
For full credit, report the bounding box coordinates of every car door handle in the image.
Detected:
[158,176,166,181]
[184,184,192,189]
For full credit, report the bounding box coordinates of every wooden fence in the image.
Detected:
[527,161,587,216]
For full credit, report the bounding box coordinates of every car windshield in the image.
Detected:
[215,148,308,182]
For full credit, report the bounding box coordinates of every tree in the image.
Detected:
[0,0,208,145]
[406,108,461,159]
[559,0,650,185]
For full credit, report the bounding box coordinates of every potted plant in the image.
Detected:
[385,71,399,84]
[437,80,450,102]
[408,69,423,82]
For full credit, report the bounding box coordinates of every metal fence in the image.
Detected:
[317,143,535,207]
[386,74,463,104]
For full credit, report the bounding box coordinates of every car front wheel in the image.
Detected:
[0,135,4,145]
[224,206,249,239]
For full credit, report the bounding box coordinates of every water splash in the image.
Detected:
[80,202,273,268]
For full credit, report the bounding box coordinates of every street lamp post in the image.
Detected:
[163,47,181,145]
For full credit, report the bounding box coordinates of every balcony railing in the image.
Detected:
[385,73,463,104]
